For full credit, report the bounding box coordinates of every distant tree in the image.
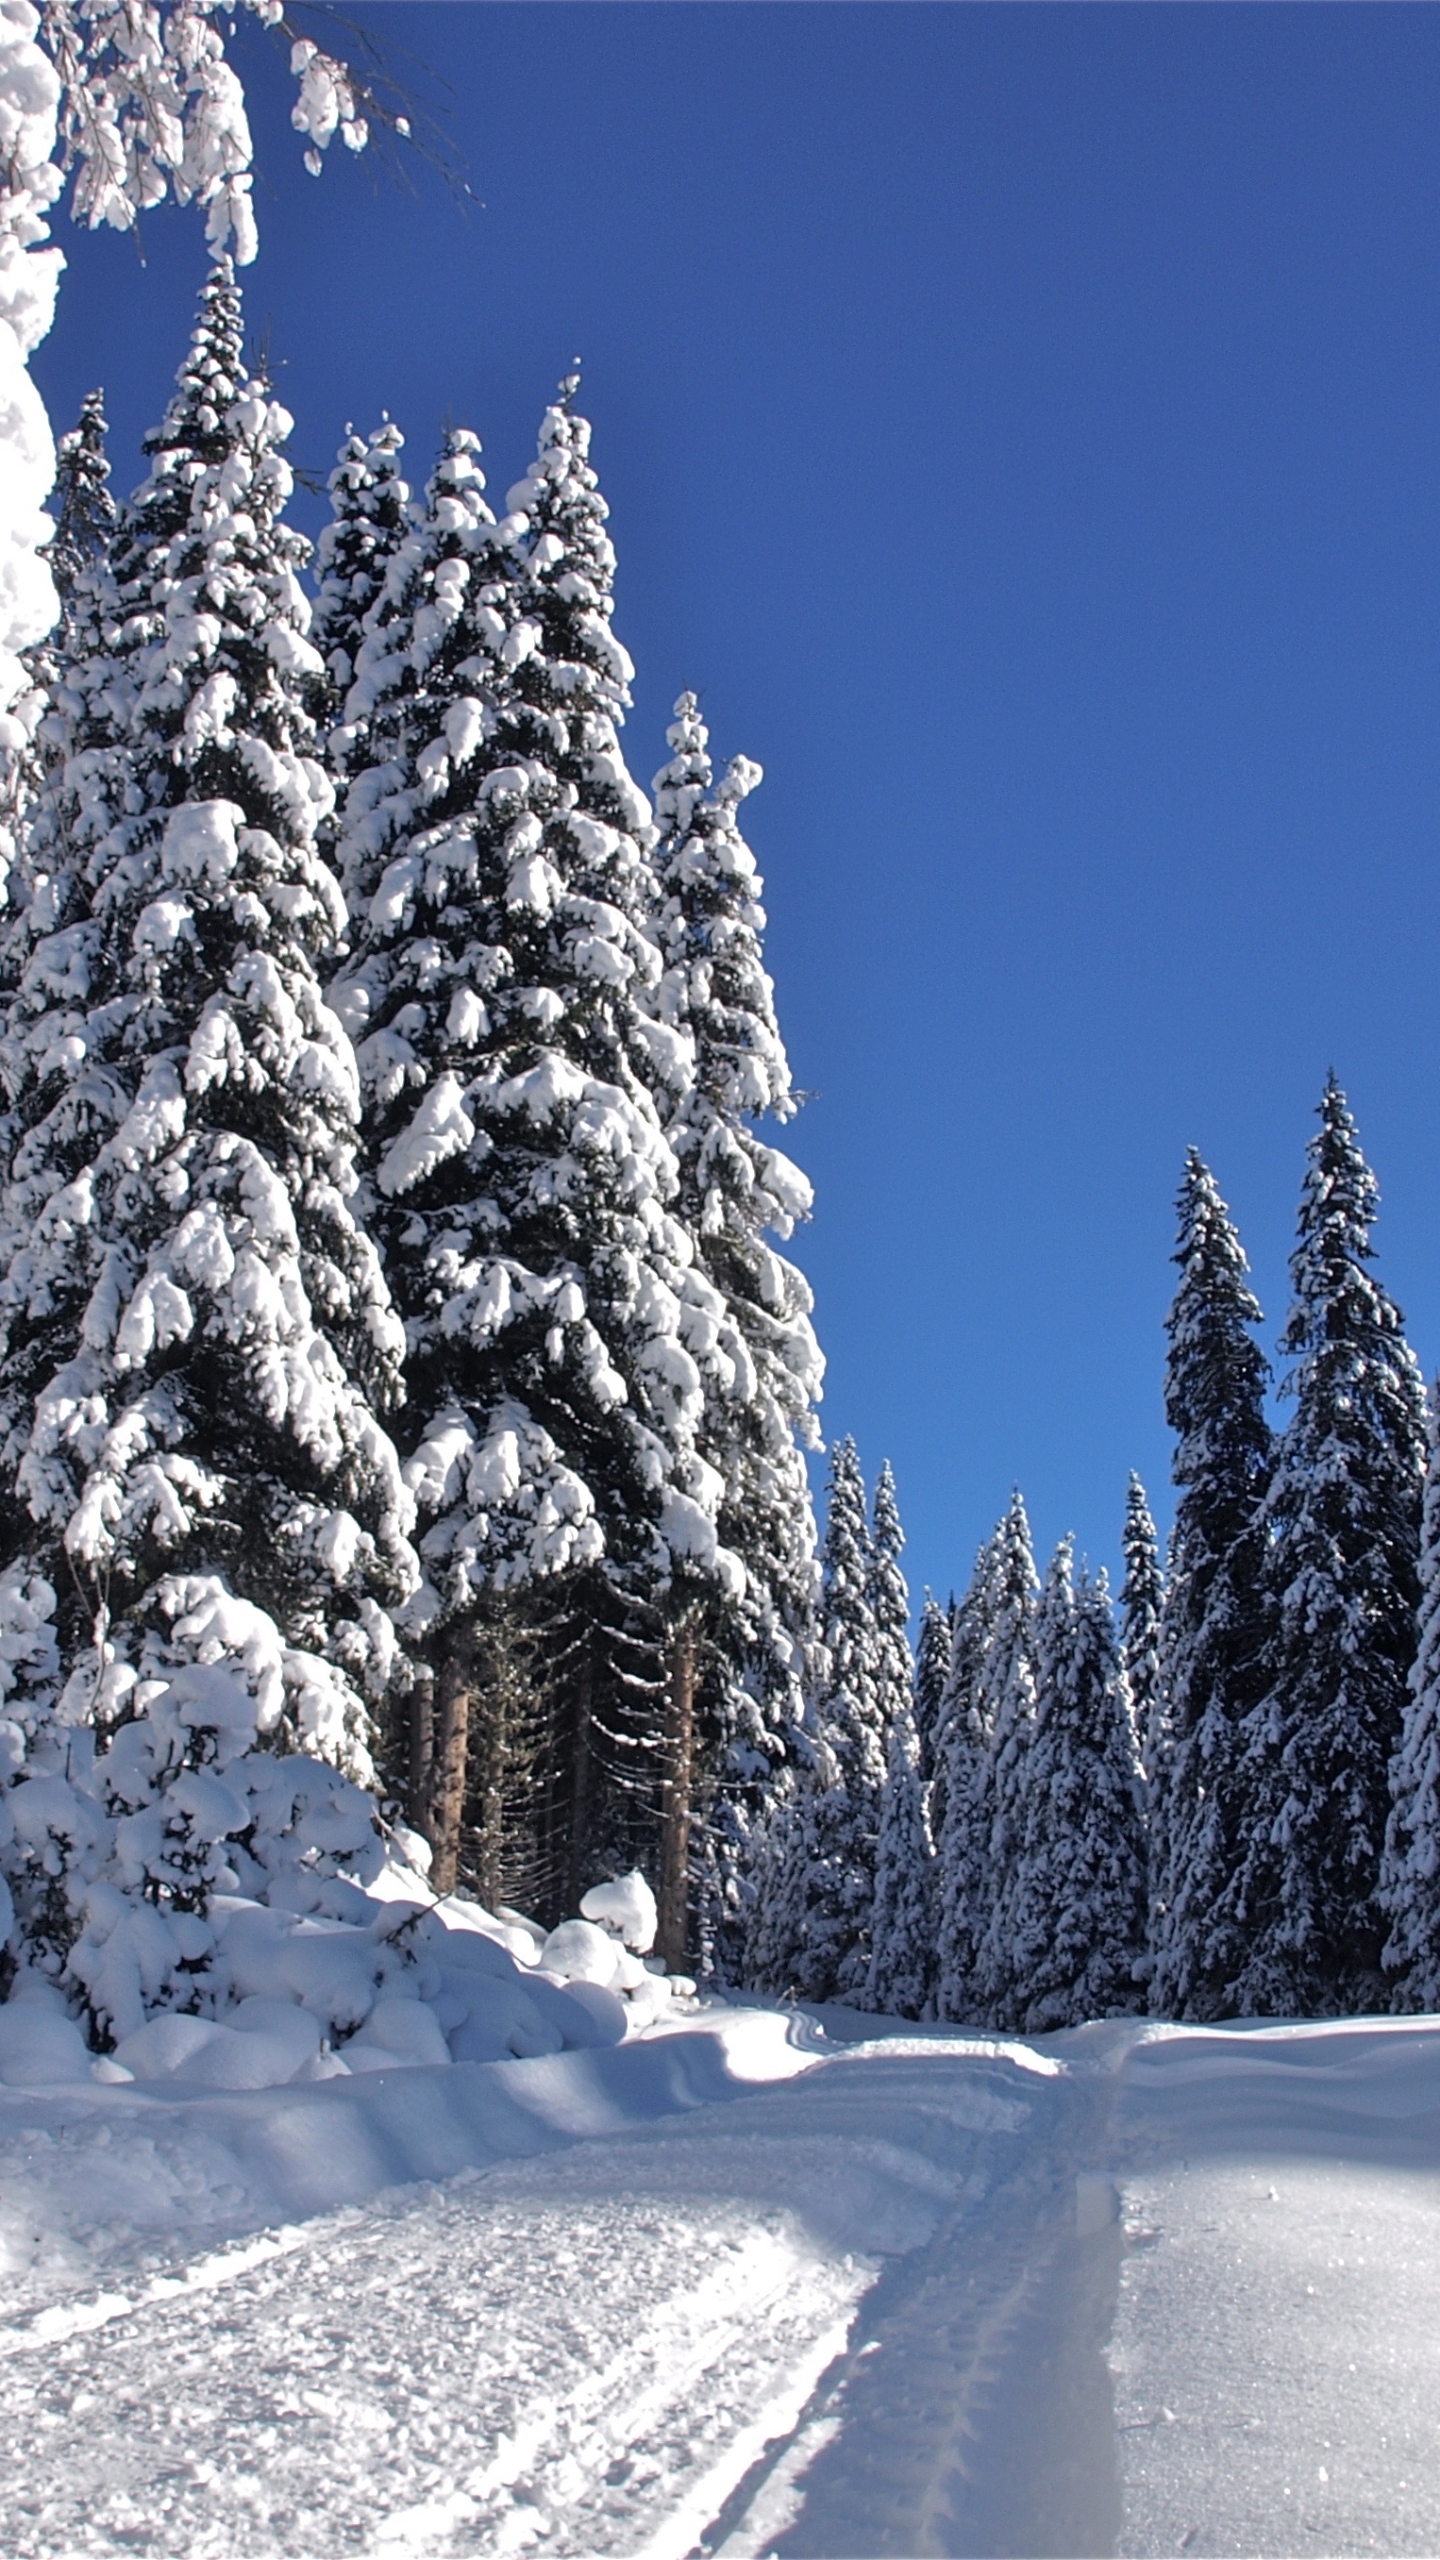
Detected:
[912,1590,953,1794]
[1379,1387,1440,2008]
[1006,1543,1146,2032]
[1119,1473,1163,1773]
[764,1438,887,2004]
[1229,1080,1425,2016]
[968,1491,1040,2027]
[932,1535,999,2022]
[1148,1152,1272,2020]
[865,1463,929,2016]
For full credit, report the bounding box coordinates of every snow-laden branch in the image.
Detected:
[0,0,376,718]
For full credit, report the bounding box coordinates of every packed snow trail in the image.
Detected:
[1109,2019,1440,2559]
[7,2012,1440,2555]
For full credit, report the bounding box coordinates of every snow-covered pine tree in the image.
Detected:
[912,1590,953,1795]
[0,260,415,2032]
[1147,1152,1273,2021]
[645,693,822,1968]
[1005,1542,1146,2032]
[311,419,410,771]
[0,387,118,937]
[760,1437,886,2003]
[46,390,118,617]
[968,1491,1040,2027]
[333,386,743,1912]
[865,1462,929,2016]
[1380,1385,1440,2008]
[932,1535,1001,2022]
[1227,1080,1426,2017]
[1119,1473,1163,1774]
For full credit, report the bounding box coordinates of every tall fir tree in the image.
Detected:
[311,418,411,771]
[968,1491,1040,2026]
[1379,1386,1440,2007]
[912,1589,953,1795]
[933,1535,1001,2022]
[1227,1080,1425,2016]
[0,263,414,2033]
[645,694,821,1967]
[1148,1153,1273,2020]
[0,388,119,952]
[760,1437,887,2003]
[333,388,742,1912]
[865,1462,929,2016]
[1119,1473,1163,1773]
[1004,1543,1147,2032]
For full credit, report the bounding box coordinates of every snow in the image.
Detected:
[7,2004,1440,2555]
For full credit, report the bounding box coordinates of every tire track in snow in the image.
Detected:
[0,2042,1066,2559]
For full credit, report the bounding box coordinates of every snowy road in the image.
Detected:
[7,2014,1440,2557]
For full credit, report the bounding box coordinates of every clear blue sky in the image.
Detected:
[34,3,1440,1612]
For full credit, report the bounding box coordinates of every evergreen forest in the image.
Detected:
[4,266,1439,2043]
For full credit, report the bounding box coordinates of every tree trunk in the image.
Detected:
[657,1619,697,1972]
[470,1611,508,1913]
[427,1620,475,1897]
[564,1630,593,1919]
[407,1665,434,1837]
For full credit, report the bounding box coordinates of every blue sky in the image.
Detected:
[34,3,1440,1610]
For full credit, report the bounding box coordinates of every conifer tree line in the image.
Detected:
[5,259,1440,2042]
[752,1081,1440,2027]
[0,260,824,2028]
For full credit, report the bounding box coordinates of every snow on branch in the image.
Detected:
[37,0,395,264]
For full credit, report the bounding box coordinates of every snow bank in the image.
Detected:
[1,1839,698,2102]
[0,2002,816,2316]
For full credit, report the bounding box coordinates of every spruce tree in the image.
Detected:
[865,1462,929,2015]
[0,262,414,2030]
[0,388,119,949]
[1379,1386,1440,2007]
[1227,1081,1425,2016]
[912,1589,952,1795]
[933,1535,1000,2022]
[968,1490,1040,2026]
[1148,1153,1272,2020]
[333,387,742,1910]
[1119,1473,1163,1773]
[1006,1544,1147,2032]
[645,693,822,1966]
[312,418,410,769]
[765,1437,887,2004]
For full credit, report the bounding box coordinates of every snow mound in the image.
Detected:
[0,1854,694,2091]
[580,1869,657,1952]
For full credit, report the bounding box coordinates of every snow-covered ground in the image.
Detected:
[5,1998,1440,2557]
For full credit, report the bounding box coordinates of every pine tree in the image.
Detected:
[312,419,411,773]
[645,693,822,1967]
[46,391,118,618]
[1148,1153,1272,2020]
[1379,1387,1440,2007]
[333,387,742,1910]
[1119,1473,1163,1773]
[0,262,414,2031]
[933,1536,1000,2022]
[1229,1080,1425,2016]
[912,1590,952,1796]
[968,1491,1040,2026]
[764,1438,887,2004]
[0,388,119,943]
[865,1462,929,2015]
[1006,1544,1146,2032]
